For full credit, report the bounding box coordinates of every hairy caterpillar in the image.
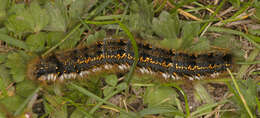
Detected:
[27,38,232,82]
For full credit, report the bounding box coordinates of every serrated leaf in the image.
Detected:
[5,52,29,82]
[5,14,32,34]
[144,86,178,107]
[27,1,50,32]
[0,33,28,50]
[44,0,67,32]
[105,74,118,87]
[152,11,180,39]
[26,32,46,52]
[5,1,49,34]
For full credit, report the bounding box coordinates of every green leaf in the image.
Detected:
[45,31,65,48]
[0,76,8,98]
[26,32,46,52]
[0,64,11,92]
[144,86,178,107]
[0,95,24,113]
[189,37,210,52]
[139,105,184,116]
[16,80,37,98]
[212,35,244,58]
[0,33,28,50]
[152,11,180,39]
[116,82,127,91]
[52,106,68,118]
[44,0,67,32]
[0,53,7,63]
[70,108,86,118]
[103,86,114,97]
[228,80,258,116]
[212,35,234,48]
[194,83,214,104]
[59,28,82,49]
[5,14,32,34]
[5,52,29,82]
[5,1,49,34]
[105,74,118,87]
[0,64,9,79]
[70,83,137,117]
[160,38,183,50]
[85,30,106,46]
[26,1,49,32]
[0,0,8,24]
[181,22,200,49]
[14,86,41,116]
[221,111,240,118]
[128,0,153,33]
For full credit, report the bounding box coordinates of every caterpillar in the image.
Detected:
[27,38,232,82]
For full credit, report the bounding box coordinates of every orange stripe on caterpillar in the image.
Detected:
[27,38,232,82]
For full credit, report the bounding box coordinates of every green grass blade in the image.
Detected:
[236,49,259,79]
[70,83,138,117]
[227,68,255,118]
[118,22,138,84]
[236,61,260,64]
[256,96,260,115]
[208,27,260,50]
[14,86,41,116]
[89,84,126,114]
[199,0,226,35]
[42,23,81,57]
[191,99,228,117]
[163,83,190,118]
